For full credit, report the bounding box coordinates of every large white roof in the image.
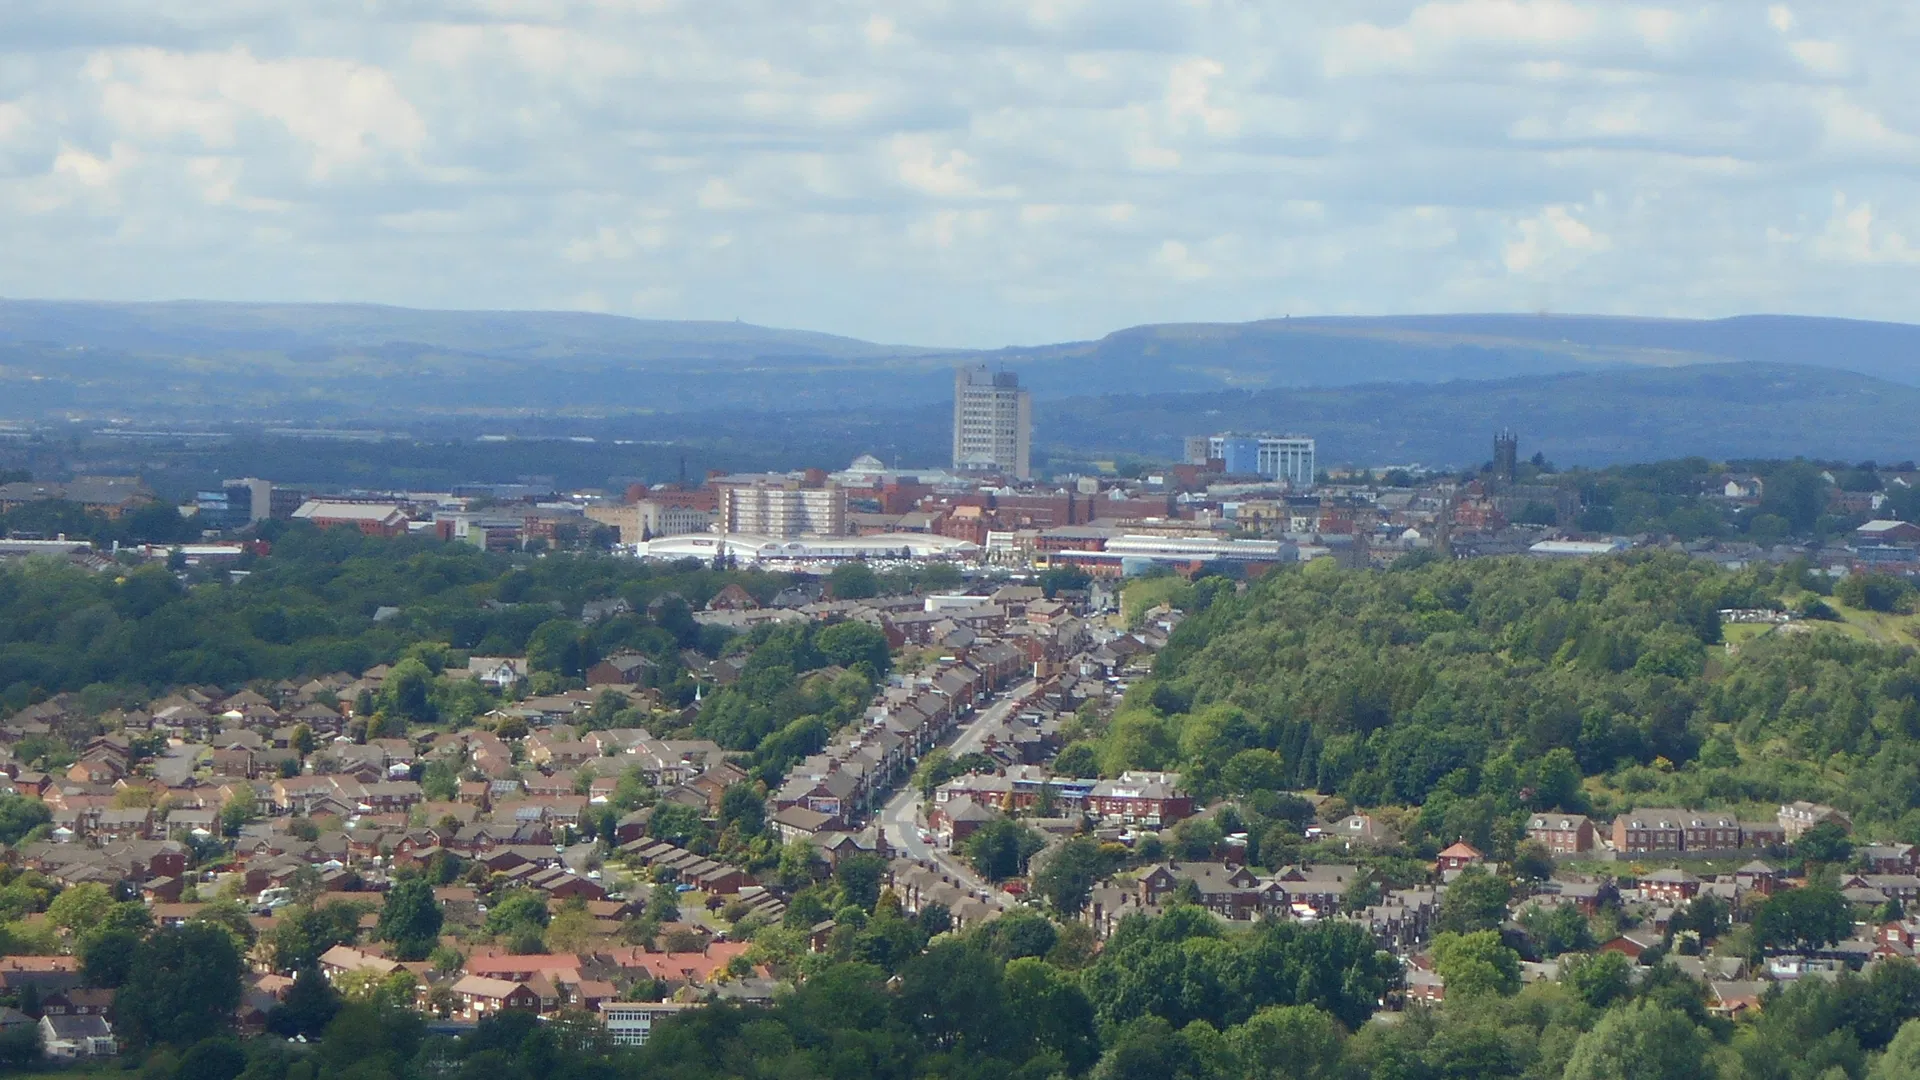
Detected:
[635,532,978,562]
[293,500,404,521]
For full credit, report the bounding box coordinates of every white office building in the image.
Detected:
[1199,434,1317,490]
[952,366,1032,480]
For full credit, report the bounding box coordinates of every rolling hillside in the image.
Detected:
[1,300,1918,426]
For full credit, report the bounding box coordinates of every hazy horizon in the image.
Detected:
[7,296,1920,355]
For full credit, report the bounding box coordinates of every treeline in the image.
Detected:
[1562,458,1889,540]
[80,906,1920,1080]
[0,523,788,714]
[0,496,200,546]
[1083,553,1920,849]
[693,620,893,755]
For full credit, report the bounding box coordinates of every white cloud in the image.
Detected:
[1789,39,1848,77]
[1814,193,1920,266]
[84,46,423,178]
[1154,238,1213,281]
[1504,205,1610,273]
[0,1,1918,347]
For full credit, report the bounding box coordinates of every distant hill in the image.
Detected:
[0,299,934,361]
[1,300,1919,422]
[591,360,1920,470]
[997,312,1920,396]
[0,299,959,418]
[1029,361,1920,467]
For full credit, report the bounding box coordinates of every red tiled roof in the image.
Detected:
[599,942,753,983]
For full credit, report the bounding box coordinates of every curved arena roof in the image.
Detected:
[634,532,979,562]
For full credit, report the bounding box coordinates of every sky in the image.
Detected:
[2,1,1918,348]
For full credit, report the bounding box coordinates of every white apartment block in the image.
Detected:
[716,476,847,538]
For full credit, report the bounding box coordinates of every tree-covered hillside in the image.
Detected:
[1084,554,1920,853]
[0,525,784,714]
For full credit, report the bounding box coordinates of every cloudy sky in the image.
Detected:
[2,1,1917,347]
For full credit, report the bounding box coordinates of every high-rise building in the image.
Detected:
[952,366,1031,480]
[1200,434,1316,489]
[713,474,847,538]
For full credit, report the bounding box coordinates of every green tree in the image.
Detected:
[377,658,439,726]
[1794,820,1854,866]
[1221,749,1288,796]
[376,876,443,961]
[1436,865,1510,934]
[1032,835,1111,916]
[1051,741,1101,780]
[190,899,258,952]
[0,1023,39,1068]
[648,881,682,925]
[1517,901,1593,956]
[1430,930,1521,998]
[0,795,52,845]
[1562,1000,1708,1080]
[1529,747,1584,811]
[1091,1016,1216,1080]
[1041,566,1092,598]
[977,911,1059,962]
[834,853,888,912]
[484,889,551,941]
[79,927,142,988]
[219,795,256,837]
[894,940,1009,1055]
[1228,1004,1346,1080]
[1511,840,1555,883]
[268,903,365,972]
[1562,949,1634,1009]
[1874,1017,1920,1080]
[267,966,340,1039]
[649,802,705,848]
[116,923,245,1049]
[815,620,892,678]
[718,783,766,837]
[420,759,459,802]
[1424,1022,1519,1080]
[1754,883,1853,950]
[527,618,597,677]
[1005,956,1101,1074]
[828,561,879,600]
[1759,462,1830,534]
[172,1036,246,1080]
[964,819,1045,882]
[46,881,114,934]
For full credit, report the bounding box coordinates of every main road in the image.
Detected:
[878,679,1038,911]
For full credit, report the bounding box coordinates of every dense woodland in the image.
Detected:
[1082,551,1920,860]
[0,525,792,714]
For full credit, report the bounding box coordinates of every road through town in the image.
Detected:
[878,679,1038,910]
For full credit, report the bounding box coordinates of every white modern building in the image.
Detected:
[952,366,1032,480]
[1195,434,1317,489]
[713,475,847,538]
[598,1001,698,1047]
